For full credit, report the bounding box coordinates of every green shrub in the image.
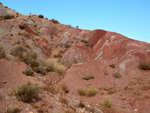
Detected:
[87,88,97,97]
[139,60,150,70]
[77,88,87,96]
[0,46,6,59]
[7,106,20,113]
[23,70,34,76]
[82,75,94,80]
[15,82,39,103]
[113,72,121,78]
[109,64,116,68]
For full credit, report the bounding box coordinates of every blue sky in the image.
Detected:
[1,0,150,43]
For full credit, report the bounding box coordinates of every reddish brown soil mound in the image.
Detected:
[88,30,107,46]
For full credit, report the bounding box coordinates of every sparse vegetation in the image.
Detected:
[109,64,116,68]
[77,88,87,96]
[82,75,94,80]
[139,60,150,70]
[7,106,20,113]
[23,70,34,76]
[11,45,39,67]
[87,88,97,97]
[15,82,39,103]
[0,46,6,59]
[113,72,121,78]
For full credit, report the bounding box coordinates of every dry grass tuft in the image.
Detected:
[45,58,66,75]
[56,64,66,75]
[45,58,57,72]
[87,88,97,97]
[100,97,112,108]
[77,88,87,96]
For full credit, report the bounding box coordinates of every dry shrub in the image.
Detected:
[15,82,39,103]
[113,72,121,78]
[51,19,59,24]
[4,14,14,19]
[82,75,94,80]
[109,64,116,68]
[0,46,6,59]
[38,15,44,18]
[100,96,115,113]
[61,84,69,94]
[139,60,150,70]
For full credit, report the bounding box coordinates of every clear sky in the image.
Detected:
[1,0,150,43]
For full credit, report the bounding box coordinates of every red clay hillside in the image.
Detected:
[0,3,150,113]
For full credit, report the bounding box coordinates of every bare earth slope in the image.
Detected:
[0,3,150,113]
